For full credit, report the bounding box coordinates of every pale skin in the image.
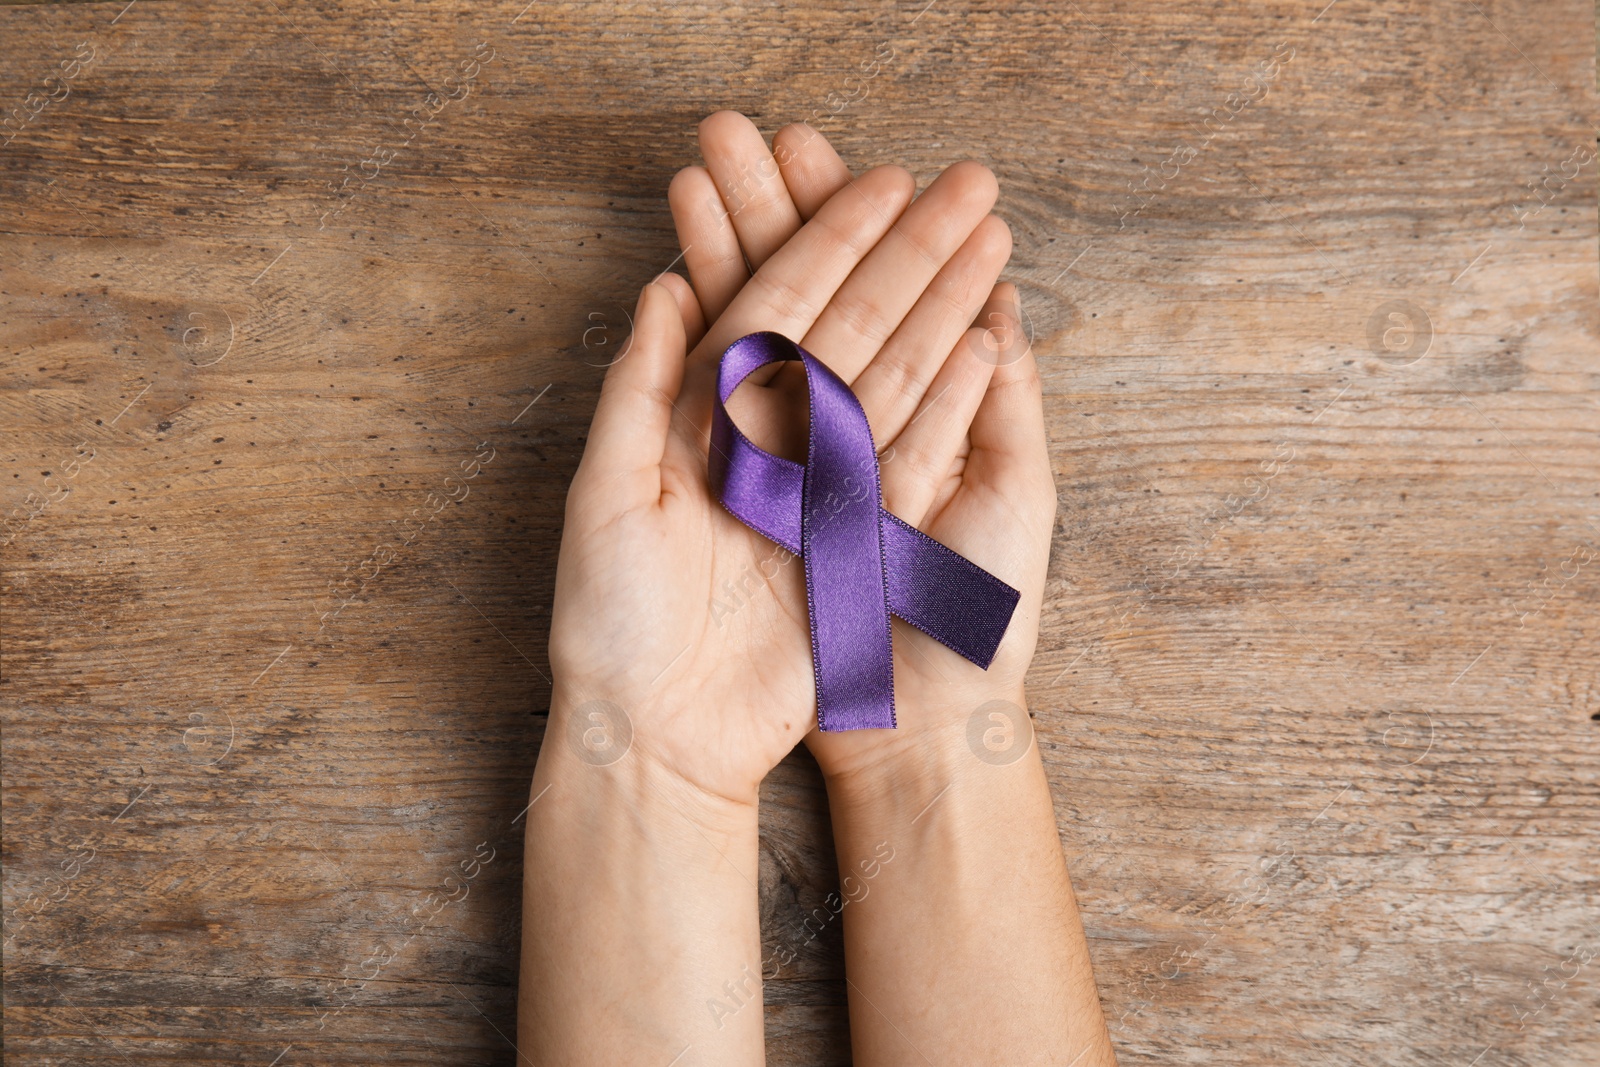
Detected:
[519,111,1115,1066]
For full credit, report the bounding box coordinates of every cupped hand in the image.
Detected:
[670,114,1059,783]
[550,113,1046,807]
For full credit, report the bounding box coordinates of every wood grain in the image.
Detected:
[3,1,1597,1063]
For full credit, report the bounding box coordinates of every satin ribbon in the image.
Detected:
[709,331,1022,732]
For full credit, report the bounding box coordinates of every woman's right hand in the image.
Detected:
[550,113,1015,807]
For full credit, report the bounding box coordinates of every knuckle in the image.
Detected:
[695,241,744,271]
[816,203,881,259]
[869,349,924,409]
[899,442,940,482]
[894,220,945,268]
[755,269,822,323]
[829,290,893,345]
[933,269,978,321]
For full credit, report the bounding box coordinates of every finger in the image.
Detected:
[799,160,998,384]
[669,165,747,323]
[967,284,1048,481]
[851,213,1012,446]
[698,110,804,271]
[697,164,916,367]
[772,123,852,220]
[671,165,916,447]
[879,318,997,526]
[572,283,687,507]
[652,282,709,484]
[651,269,707,348]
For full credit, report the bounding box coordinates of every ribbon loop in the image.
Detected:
[710,332,1020,732]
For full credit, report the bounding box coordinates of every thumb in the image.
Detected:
[572,282,687,507]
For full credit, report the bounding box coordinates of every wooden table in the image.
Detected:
[3,1,1596,1063]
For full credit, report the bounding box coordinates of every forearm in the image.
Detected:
[823,695,1115,1066]
[519,694,766,1066]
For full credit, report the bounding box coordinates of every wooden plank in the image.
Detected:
[3,0,1596,1064]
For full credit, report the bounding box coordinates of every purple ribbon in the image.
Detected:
[709,331,1021,732]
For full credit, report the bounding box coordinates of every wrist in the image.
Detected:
[524,692,767,1065]
[818,689,1067,908]
[814,683,1037,807]
[542,684,761,834]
